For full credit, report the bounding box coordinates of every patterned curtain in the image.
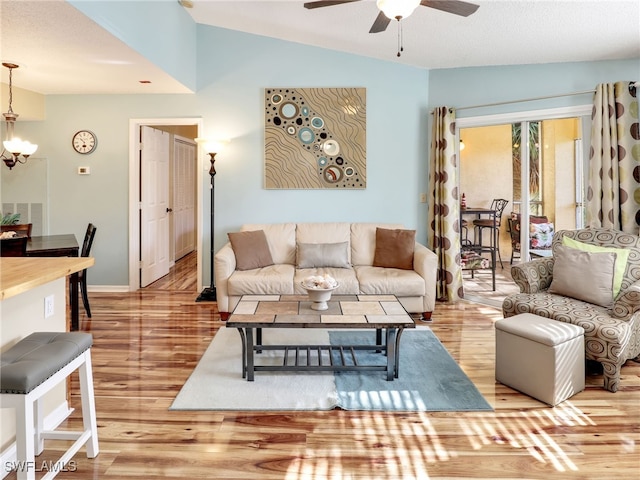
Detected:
[428,107,463,302]
[587,81,640,235]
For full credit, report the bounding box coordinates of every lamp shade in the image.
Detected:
[3,138,24,154]
[195,138,229,155]
[203,141,226,154]
[21,141,38,156]
[376,0,421,19]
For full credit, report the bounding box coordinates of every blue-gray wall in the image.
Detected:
[8,23,429,288]
[428,60,639,118]
[6,2,639,289]
[69,0,197,91]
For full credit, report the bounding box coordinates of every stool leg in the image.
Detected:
[15,396,36,480]
[79,350,99,458]
[34,396,45,455]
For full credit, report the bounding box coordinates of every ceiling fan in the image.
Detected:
[303,0,480,34]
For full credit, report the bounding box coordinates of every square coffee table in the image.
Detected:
[226,294,415,381]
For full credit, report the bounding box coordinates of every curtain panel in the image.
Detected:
[587,81,640,234]
[428,107,463,302]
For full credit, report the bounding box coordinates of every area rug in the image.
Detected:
[170,327,493,412]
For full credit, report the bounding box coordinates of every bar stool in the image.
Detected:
[473,198,509,268]
[0,332,99,480]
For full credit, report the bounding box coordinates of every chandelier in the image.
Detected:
[1,62,38,170]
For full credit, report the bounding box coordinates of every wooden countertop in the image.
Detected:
[0,257,94,301]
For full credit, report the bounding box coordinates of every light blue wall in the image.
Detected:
[9,25,429,288]
[195,26,430,252]
[69,0,197,91]
[428,59,639,117]
[7,0,639,289]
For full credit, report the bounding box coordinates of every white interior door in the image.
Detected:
[173,137,197,260]
[140,125,170,287]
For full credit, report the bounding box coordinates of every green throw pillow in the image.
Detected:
[562,236,631,298]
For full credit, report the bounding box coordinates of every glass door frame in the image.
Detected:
[456,105,591,261]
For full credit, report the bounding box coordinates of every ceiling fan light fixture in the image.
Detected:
[376,0,421,20]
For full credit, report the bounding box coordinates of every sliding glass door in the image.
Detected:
[459,108,589,266]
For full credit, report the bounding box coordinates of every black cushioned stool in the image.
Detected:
[0,332,99,480]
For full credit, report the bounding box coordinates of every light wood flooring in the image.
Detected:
[15,252,639,479]
[461,234,521,307]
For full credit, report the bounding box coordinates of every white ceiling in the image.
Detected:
[1,0,639,95]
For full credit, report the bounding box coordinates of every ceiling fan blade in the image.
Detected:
[369,11,391,33]
[420,0,479,17]
[303,0,362,9]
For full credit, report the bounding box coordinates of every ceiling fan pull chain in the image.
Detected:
[396,18,403,57]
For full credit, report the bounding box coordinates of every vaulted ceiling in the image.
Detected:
[1,0,639,95]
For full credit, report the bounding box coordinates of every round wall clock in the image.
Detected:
[72,130,97,154]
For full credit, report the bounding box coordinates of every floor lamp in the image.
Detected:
[196,139,227,302]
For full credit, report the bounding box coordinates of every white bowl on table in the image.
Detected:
[301,282,339,311]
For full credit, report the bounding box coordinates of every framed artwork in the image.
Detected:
[264,87,366,189]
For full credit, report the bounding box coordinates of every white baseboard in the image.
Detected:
[86,285,130,293]
[0,402,73,479]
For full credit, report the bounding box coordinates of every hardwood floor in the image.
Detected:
[16,254,639,479]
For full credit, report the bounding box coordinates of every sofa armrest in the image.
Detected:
[510,257,555,293]
[612,279,640,320]
[214,243,236,314]
[413,242,438,314]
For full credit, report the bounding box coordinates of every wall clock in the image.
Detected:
[72,130,97,154]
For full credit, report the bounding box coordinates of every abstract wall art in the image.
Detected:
[264,87,366,189]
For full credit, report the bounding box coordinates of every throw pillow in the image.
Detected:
[562,236,631,298]
[548,245,617,308]
[372,228,415,270]
[297,242,350,268]
[227,230,274,271]
[529,222,554,249]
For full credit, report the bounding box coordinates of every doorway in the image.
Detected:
[457,106,591,305]
[128,118,204,292]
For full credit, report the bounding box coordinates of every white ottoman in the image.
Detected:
[495,313,585,406]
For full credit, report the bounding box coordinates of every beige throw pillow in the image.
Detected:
[561,236,630,298]
[297,242,350,268]
[227,230,274,271]
[372,228,415,270]
[548,245,617,308]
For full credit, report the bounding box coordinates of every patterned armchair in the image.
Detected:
[503,228,640,392]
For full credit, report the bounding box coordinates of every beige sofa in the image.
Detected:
[503,228,640,392]
[214,222,438,321]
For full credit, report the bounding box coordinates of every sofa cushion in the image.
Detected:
[548,245,617,308]
[294,267,359,294]
[296,223,351,264]
[350,223,404,266]
[242,223,296,265]
[561,236,631,298]
[227,230,274,271]
[355,266,425,296]
[296,242,350,268]
[373,228,415,270]
[228,264,295,295]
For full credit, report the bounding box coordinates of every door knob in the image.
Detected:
[166,208,173,213]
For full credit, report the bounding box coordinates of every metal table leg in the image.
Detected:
[246,328,255,382]
[385,328,397,381]
[235,328,247,378]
